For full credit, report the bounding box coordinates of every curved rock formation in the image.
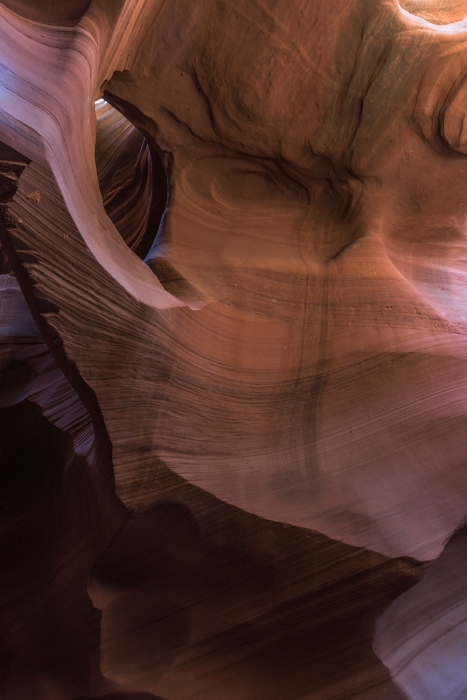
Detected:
[375,525,467,700]
[2,0,467,697]
[0,0,91,25]
[1,263,426,699]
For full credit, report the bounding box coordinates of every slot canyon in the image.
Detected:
[1,1,467,698]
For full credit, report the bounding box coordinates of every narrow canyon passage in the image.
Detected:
[2,1,467,698]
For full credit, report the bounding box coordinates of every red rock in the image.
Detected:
[1,0,467,697]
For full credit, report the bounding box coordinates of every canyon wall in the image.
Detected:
[2,1,467,697]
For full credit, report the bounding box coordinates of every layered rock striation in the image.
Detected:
[2,0,467,698]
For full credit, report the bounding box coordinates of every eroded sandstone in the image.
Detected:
[1,0,467,697]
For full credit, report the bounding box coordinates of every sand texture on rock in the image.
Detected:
[2,0,467,698]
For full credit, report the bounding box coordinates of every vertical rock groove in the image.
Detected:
[2,0,467,697]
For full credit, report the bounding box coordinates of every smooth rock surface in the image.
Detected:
[375,525,467,700]
[1,0,467,697]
